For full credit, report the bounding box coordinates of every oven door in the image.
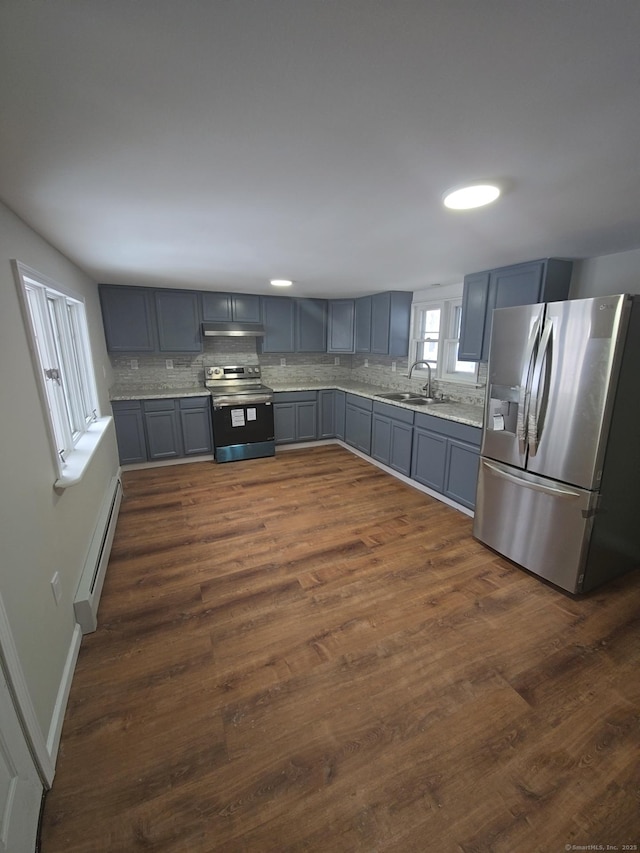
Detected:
[211,400,275,462]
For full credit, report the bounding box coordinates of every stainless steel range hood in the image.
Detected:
[202,322,265,337]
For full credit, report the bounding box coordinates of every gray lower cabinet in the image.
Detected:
[345,393,373,454]
[411,412,481,509]
[335,390,346,440]
[112,396,212,464]
[371,401,414,476]
[179,397,214,455]
[318,390,335,438]
[273,392,318,444]
[143,399,183,459]
[111,400,147,463]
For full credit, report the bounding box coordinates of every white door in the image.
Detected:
[0,667,42,853]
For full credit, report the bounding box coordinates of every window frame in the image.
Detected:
[13,261,102,480]
[410,296,479,384]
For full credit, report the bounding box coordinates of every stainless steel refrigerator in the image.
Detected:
[473,293,640,594]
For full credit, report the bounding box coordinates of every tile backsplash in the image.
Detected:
[110,338,486,405]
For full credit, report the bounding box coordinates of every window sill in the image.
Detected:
[54,417,112,490]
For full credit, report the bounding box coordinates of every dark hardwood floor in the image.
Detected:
[41,445,640,852]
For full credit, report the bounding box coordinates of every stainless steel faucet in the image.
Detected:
[408,360,433,399]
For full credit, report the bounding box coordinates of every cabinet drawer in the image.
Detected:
[179,396,210,409]
[111,399,142,412]
[414,412,481,446]
[143,399,178,412]
[372,400,415,424]
[272,391,318,404]
[346,393,373,411]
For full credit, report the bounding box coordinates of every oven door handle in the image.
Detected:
[212,395,273,409]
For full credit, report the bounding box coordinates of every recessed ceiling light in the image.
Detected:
[443,183,501,210]
[270,279,293,287]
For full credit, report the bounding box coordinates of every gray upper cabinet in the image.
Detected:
[155,290,202,353]
[99,285,156,352]
[327,300,355,353]
[355,296,372,352]
[296,298,327,352]
[371,291,413,356]
[261,296,296,352]
[459,259,573,362]
[202,292,261,323]
[458,272,490,363]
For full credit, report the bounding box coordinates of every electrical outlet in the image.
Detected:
[165,359,174,369]
[130,359,139,370]
[364,358,369,368]
[51,572,62,606]
[280,358,286,367]
[334,356,340,365]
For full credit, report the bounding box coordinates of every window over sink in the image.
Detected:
[410,296,479,384]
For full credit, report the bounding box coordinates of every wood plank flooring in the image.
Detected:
[41,445,640,852]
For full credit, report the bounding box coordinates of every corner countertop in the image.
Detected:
[109,380,484,428]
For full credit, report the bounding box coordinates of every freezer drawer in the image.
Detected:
[473,458,597,593]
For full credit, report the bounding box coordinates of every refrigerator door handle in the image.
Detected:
[482,460,582,499]
[528,318,553,456]
[516,317,541,452]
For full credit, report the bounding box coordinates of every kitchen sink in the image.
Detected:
[377,391,446,405]
[377,392,423,401]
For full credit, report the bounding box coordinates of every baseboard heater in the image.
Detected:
[74,476,123,634]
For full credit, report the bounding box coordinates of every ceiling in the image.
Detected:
[1,1,639,298]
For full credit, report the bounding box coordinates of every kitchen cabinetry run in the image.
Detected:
[111,396,213,464]
[411,412,481,509]
[459,258,573,362]
[371,401,414,477]
[201,292,261,324]
[99,285,156,352]
[345,393,373,454]
[273,392,318,444]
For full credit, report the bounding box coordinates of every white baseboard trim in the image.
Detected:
[46,623,82,765]
[120,453,213,472]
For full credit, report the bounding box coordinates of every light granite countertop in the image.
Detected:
[110,380,484,428]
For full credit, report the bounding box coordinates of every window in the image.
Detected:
[411,297,478,383]
[14,261,102,480]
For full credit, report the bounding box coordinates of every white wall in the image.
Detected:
[570,247,640,298]
[0,201,119,745]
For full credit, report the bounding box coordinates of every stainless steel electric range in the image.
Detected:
[205,364,275,462]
